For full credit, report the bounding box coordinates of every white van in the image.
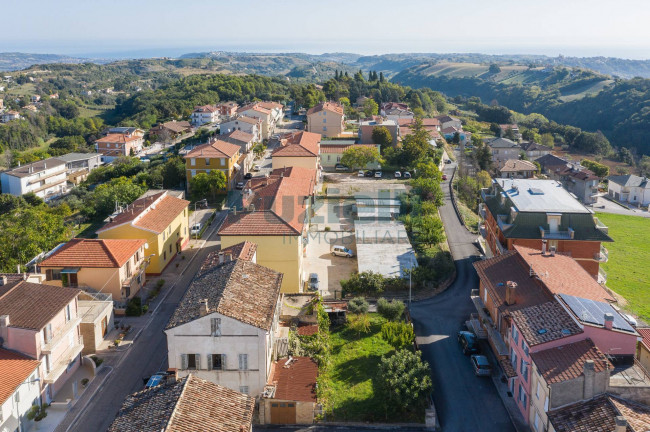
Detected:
[331,245,354,258]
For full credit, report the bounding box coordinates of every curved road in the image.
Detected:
[409,162,515,432]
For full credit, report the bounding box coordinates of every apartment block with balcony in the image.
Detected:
[0,348,41,432]
[0,281,83,403]
[0,157,67,200]
[38,238,147,307]
[306,102,345,138]
[190,105,219,126]
[479,178,612,278]
[183,139,241,191]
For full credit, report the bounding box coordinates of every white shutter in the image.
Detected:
[180,354,188,370]
[207,354,213,371]
[239,354,248,370]
[195,354,201,370]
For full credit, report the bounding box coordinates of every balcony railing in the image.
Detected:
[598,268,608,285]
[539,227,575,240]
[41,317,82,354]
[594,217,609,235]
[43,335,84,384]
[595,246,609,262]
[478,203,487,219]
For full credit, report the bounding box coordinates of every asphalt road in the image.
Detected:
[64,212,227,432]
[409,163,515,432]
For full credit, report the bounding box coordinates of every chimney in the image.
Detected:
[166,368,178,383]
[583,360,595,400]
[0,315,9,346]
[0,276,6,286]
[549,246,556,256]
[199,299,209,317]
[226,253,233,262]
[614,416,628,432]
[604,313,614,330]
[505,281,517,306]
[541,239,547,255]
[218,252,225,264]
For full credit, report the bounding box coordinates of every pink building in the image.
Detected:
[0,280,83,403]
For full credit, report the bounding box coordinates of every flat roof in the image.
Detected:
[354,221,417,278]
[495,178,590,214]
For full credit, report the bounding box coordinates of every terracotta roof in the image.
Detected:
[0,281,80,330]
[297,323,319,336]
[320,144,377,154]
[273,131,320,157]
[306,102,344,116]
[199,241,257,275]
[39,239,144,268]
[224,130,254,144]
[441,126,461,134]
[219,210,301,236]
[258,101,284,110]
[499,358,518,378]
[193,105,218,113]
[184,139,240,159]
[520,141,552,152]
[381,102,409,111]
[95,133,141,144]
[531,339,611,384]
[548,394,643,432]
[514,245,615,303]
[510,301,583,346]
[155,121,192,134]
[166,259,282,330]
[435,115,460,123]
[231,115,261,125]
[555,164,599,181]
[108,375,254,432]
[498,159,538,172]
[270,357,318,402]
[472,251,550,313]
[269,166,317,182]
[0,348,40,406]
[638,328,650,352]
[97,192,190,235]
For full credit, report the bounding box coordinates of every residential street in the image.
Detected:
[409,162,516,432]
[56,212,227,432]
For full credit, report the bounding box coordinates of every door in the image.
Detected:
[270,402,297,424]
[72,381,78,399]
[101,316,108,337]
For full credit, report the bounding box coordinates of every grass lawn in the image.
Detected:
[457,200,480,234]
[323,313,417,422]
[596,212,650,321]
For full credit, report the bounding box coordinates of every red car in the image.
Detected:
[442,174,448,180]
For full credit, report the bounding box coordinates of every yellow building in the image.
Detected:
[271,131,321,172]
[218,167,316,293]
[97,191,190,275]
[306,102,345,137]
[184,139,241,191]
[39,238,146,305]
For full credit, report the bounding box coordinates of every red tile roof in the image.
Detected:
[97,192,189,235]
[297,323,319,336]
[531,339,611,384]
[609,395,650,432]
[270,357,318,402]
[510,301,583,346]
[273,131,321,157]
[548,394,645,432]
[224,130,254,144]
[199,241,258,275]
[39,239,144,268]
[184,139,240,159]
[233,115,262,125]
[218,210,300,236]
[95,133,141,144]
[258,101,284,111]
[514,245,615,303]
[499,159,538,172]
[638,328,650,352]
[306,102,344,116]
[193,105,218,113]
[0,348,40,406]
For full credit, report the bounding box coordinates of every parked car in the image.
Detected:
[143,371,171,388]
[442,174,448,180]
[335,163,348,171]
[235,181,245,190]
[358,170,365,177]
[623,314,638,327]
[253,164,261,171]
[471,355,492,376]
[445,159,452,164]
[331,245,354,258]
[364,170,374,177]
[394,171,401,178]
[190,223,202,236]
[244,173,253,180]
[458,331,480,355]
[374,171,383,178]
[308,273,320,291]
[403,171,412,179]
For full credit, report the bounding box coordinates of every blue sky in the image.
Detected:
[3,0,650,59]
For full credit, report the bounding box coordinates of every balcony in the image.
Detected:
[539,227,575,240]
[41,317,82,354]
[594,217,609,235]
[595,246,609,262]
[43,335,84,384]
[598,268,608,285]
[470,295,508,357]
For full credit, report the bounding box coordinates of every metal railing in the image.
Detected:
[41,317,82,353]
[598,267,608,284]
[594,246,609,262]
[594,217,609,234]
[539,227,574,239]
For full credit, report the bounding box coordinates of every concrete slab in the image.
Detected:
[304,230,357,300]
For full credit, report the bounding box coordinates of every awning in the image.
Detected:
[233,163,241,171]
[61,268,80,274]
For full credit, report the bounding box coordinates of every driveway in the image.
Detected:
[409,162,515,432]
[590,196,650,218]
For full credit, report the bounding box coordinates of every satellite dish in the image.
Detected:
[144,243,149,250]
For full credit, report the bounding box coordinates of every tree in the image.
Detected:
[189,170,227,202]
[340,146,380,170]
[504,127,516,140]
[377,350,433,412]
[639,155,650,177]
[540,133,555,148]
[476,170,492,189]
[581,159,609,178]
[88,177,146,218]
[489,63,501,74]
[160,156,186,189]
[473,143,494,172]
[379,72,385,82]
[362,98,379,118]
[572,132,612,155]
[414,160,442,181]
[348,297,369,314]
[340,271,385,295]
[452,131,461,144]
[489,123,501,137]
[377,298,405,321]
[615,166,629,175]
[371,126,393,151]
[401,117,431,166]
[0,194,28,215]
[413,214,445,247]
[617,147,635,166]
[410,177,444,207]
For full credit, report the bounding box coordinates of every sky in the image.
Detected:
[2,0,650,59]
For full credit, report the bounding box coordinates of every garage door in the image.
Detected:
[270,402,296,424]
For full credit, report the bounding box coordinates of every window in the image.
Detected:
[181,354,200,370]
[169,244,172,253]
[209,354,225,370]
[65,304,71,322]
[46,269,62,281]
[163,231,166,241]
[323,118,326,123]
[522,341,529,356]
[135,251,141,262]
[191,170,196,178]
[519,384,527,407]
[323,126,327,131]
[191,158,196,166]
[512,326,519,345]
[544,395,549,412]
[14,390,19,403]
[125,261,132,278]
[536,382,541,400]
[43,324,52,344]
[511,348,518,371]
[163,251,167,261]
[534,412,541,431]
[205,158,210,166]
[238,354,248,370]
[210,318,221,336]
[521,359,528,382]
[168,226,171,235]
[220,158,225,166]
[239,386,249,394]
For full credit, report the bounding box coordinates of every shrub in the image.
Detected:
[90,355,104,367]
[156,279,165,289]
[377,298,405,321]
[125,296,142,316]
[377,350,432,412]
[347,313,371,337]
[81,378,89,386]
[348,297,369,314]
[26,404,48,422]
[381,321,415,350]
[340,271,385,295]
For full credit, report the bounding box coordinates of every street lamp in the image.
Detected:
[402,265,412,311]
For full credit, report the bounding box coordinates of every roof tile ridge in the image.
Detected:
[164,375,191,432]
[0,280,22,302]
[98,239,121,267]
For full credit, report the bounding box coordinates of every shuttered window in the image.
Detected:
[210,318,221,337]
[238,354,248,370]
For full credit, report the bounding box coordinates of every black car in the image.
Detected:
[244,173,253,180]
[458,331,480,355]
[364,170,374,177]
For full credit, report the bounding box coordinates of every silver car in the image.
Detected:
[308,273,320,291]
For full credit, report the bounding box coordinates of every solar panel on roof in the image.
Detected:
[559,294,635,333]
[528,188,545,195]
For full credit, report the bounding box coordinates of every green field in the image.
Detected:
[596,212,650,321]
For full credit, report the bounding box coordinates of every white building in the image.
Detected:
[0,348,41,432]
[607,174,650,206]
[165,254,283,396]
[220,116,262,142]
[0,111,20,123]
[190,105,219,126]
[1,158,67,200]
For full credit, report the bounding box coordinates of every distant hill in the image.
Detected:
[0,52,104,71]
